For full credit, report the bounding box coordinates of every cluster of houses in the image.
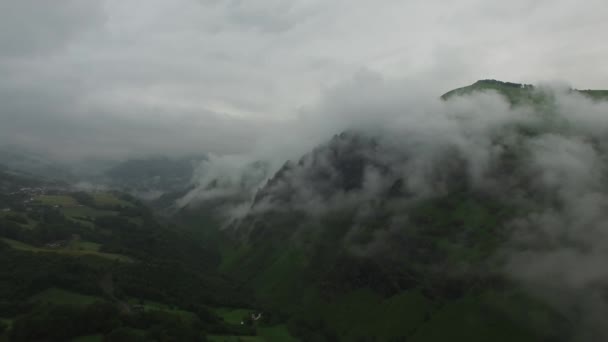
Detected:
[2,186,75,213]
[9,186,71,198]
[9,186,46,196]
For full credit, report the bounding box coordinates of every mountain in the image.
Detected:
[219,131,558,341]
[441,79,608,105]
[211,80,608,341]
[0,147,75,182]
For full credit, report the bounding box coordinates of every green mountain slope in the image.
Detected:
[213,81,608,341]
[441,79,608,104]
[211,135,556,340]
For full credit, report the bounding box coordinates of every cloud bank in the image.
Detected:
[1,0,608,160]
[177,74,608,339]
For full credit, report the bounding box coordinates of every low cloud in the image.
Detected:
[180,74,608,339]
[2,0,608,160]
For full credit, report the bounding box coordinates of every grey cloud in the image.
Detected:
[2,0,608,161]
[0,0,105,57]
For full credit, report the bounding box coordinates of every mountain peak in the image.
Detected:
[442,79,608,103]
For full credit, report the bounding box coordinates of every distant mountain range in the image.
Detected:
[0,150,207,200]
[101,155,207,198]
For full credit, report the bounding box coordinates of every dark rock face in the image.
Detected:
[252,131,396,209]
[251,130,475,214]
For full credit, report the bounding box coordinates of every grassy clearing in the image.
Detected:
[71,335,103,342]
[127,299,197,321]
[0,318,12,331]
[214,307,254,325]
[223,247,308,311]
[0,319,11,341]
[208,324,298,342]
[212,308,299,341]
[67,240,101,252]
[409,295,540,342]
[67,217,95,229]
[321,288,383,338]
[0,211,36,229]
[29,288,104,307]
[219,244,251,273]
[92,193,133,208]
[207,336,265,342]
[1,238,42,252]
[1,237,133,262]
[62,207,116,219]
[257,325,298,342]
[316,288,433,341]
[36,195,78,206]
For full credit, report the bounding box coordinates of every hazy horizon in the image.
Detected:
[1,0,608,160]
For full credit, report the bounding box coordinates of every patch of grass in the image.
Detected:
[321,288,383,338]
[371,291,434,339]
[252,249,308,310]
[258,324,299,342]
[207,336,265,342]
[215,307,254,325]
[0,318,12,330]
[127,299,197,321]
[36,195,78,206]
[67,217,95,229]
[92,193,133,208]
[62,207,117,219]
[409,295,543,342]
[29,288,104,307]
[1,237,134,262]
[219,244,252,273]
[71,334,103,342]
[68,240,101,252]
[312,289,435,341]
[1,211,36,229]
[213,308,299,340]
[1,237,42,252]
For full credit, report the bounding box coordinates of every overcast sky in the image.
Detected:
[1,0,607,160]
